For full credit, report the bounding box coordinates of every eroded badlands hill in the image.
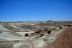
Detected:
[0,22,72,48]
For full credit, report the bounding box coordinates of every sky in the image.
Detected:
[0,0,72,21]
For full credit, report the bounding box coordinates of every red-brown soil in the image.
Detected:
[47,27,72,48]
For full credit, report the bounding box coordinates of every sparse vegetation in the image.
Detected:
[0,21,72,48]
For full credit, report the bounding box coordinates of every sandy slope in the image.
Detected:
[0,22,69,48]
[0,29,64,48]
[47,27,72,48]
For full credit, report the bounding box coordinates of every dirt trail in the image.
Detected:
[47,27,72,48]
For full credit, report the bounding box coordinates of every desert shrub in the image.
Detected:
[39,34,44,37]
[52,28,55,30]
[59,26,62,29]
[67,24,71,27]
[43,28,48,31]
[35,29,41,33]
[47,30,51,34]
[25,33,29,36]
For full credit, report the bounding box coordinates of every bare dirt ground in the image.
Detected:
[0,22,72,48]
[47,27,72,48]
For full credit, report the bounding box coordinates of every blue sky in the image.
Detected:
[0,0,72,21]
